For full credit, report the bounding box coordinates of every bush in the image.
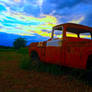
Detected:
[19,55,31,70]
[19,55,39,70]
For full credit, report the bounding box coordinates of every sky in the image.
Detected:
[0,0,92,46]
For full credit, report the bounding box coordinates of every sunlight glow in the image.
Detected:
[0,10,57,37]
[0,0,87,39]
[69,16,84,24]
[14,0,20,2]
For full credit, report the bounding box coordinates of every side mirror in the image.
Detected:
[48,38,52,41]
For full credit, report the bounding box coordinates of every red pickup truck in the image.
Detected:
[29,23,92,70]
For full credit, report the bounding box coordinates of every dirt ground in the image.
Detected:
[0,51,92,92]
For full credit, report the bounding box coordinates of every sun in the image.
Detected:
[14,0,20,2]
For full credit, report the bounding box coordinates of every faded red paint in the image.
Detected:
[29,23,92,70]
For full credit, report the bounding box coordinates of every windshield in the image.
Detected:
[54,30,63,39]
[52,26,63,39]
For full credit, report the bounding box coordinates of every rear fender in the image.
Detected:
[81,51,92,69]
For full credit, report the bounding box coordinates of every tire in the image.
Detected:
[30,51,40,67]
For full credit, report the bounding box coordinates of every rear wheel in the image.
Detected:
[87,55,92,70]
[83,55,92,82]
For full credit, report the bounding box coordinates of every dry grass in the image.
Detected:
[0,48,92,92]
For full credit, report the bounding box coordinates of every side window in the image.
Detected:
[80,33,91,39]
[66,32,77,37]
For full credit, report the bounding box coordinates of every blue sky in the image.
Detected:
[0,0,92,46]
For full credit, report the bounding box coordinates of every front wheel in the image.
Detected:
[30,51,40,67]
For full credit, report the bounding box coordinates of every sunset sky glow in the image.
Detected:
[0,0,92,46]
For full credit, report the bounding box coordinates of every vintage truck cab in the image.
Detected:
[29,23,92,69]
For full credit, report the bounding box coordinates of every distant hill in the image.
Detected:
[0,32,49,47]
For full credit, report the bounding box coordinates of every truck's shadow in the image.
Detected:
[21,58,92,85]
[79,69,92,85]
[36,62,92,85]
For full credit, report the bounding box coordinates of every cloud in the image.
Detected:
[0,3,7,12]
[69,16,85,24]
[81,12,92,27]
[50,0,82,9]
[41,0,92,27]
[0,0,92,40]
[0,5,57,37]
[48,0,92,9]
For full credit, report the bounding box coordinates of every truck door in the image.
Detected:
[65,32,81,68]
[65,43,81,68]
[45,27,65,65]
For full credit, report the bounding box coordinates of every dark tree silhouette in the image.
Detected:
[13,38,27,49]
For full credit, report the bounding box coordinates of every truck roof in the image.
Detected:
[53,23,92,34]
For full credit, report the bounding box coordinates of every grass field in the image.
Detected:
[0,48,92,92]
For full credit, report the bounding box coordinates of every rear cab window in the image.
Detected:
[66,27,92,39]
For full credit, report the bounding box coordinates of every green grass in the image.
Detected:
[19,54,64,75]
[19,53,92,85]
[19,55,31,70]
[18,48,85,76]
[16,47,29,54]
[0,48,88,77]
[16,48,63,75]
[0,48,16,52]
[0,47,92,85]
